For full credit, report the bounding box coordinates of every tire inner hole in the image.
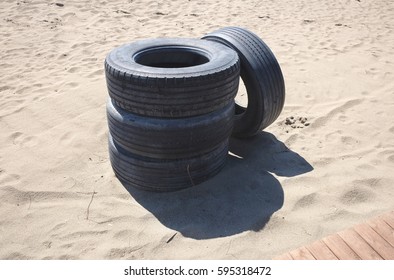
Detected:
[235,78,248,114]
[135,47,210,68]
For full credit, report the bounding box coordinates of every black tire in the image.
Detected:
[109,134,228,192]
[105,38,240,118]
[107,98,234,159]
[202,27,285,137]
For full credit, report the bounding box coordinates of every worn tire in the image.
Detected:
[105,38,240,118]
[109,134,228,192]
[202,27,285,137]
[107,98,234,159]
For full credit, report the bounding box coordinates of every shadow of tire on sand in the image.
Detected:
[124,132,313,239]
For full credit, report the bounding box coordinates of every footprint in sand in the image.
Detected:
[0,171,21,186]
[87,69,104,78]
[341,136,359,147]
[0,99,26,118]
[377,150,394,164]
[3,252,30,260]
[282,116,311,133]
[113,229,134,241]
[340,187,375,205]
[67,66,80,74]
[9,131,39,148]
[293,192,318,210]
[65,82,79,88]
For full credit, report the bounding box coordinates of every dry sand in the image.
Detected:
[0,0,393,259]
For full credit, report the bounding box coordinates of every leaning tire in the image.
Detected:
[109,134,229,192]
[105,38,240,118]
[202,27,285,137]
[107,98,234,159]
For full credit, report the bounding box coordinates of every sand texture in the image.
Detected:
[0,0,393,259]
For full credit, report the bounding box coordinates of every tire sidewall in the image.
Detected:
[106,38,238,78]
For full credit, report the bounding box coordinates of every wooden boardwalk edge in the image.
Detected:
[273,211,394,260]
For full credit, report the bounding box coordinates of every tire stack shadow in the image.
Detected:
[125,132,313,239]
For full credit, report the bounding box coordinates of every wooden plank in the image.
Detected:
[272,252,293,260]
[353,223,394,259]
[338,228,383,260]
[367,217,394,247]
[289,246,316,260]
[381,212,394,229]
[273,211,394,260]
[322,234,361,260]
[306,239,338,260]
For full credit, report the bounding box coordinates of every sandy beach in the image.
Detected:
[0,0,393,259]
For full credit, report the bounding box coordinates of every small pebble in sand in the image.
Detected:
[55,3,64,7]
[285,117,296,125]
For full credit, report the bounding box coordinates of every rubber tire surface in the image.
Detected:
[105,38,240,118]
[108,134,228,192]
[202,27,285,137]
[107,98,234,159]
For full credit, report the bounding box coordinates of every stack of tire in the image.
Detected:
[105,27,285,192]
